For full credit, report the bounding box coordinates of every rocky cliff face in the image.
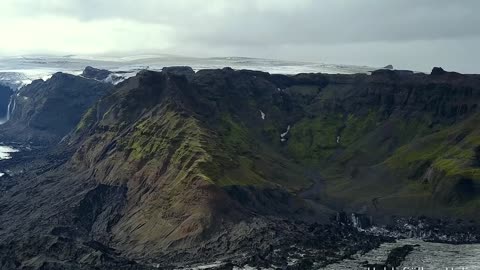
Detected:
[286,69,480,220]
[66,66,480,225]
[1,67,480,269]
[0,72,112,144]
[0,84,13,120]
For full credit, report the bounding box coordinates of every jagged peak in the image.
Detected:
[431,67,446,75]
[430,66,463,77]
[82,66,112,81]
[50,71,78,80]
[371,68,414,77]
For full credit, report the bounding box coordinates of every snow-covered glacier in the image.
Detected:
[0,54,378,88]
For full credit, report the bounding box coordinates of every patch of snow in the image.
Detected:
[15,80,33,87]
[182,261,224,270]
[0,145,19,160]
[0,172,4,177]
[259,110,266,120]
[233,266,258,270]
[287,258,299,266]
[103,73,123,85]
[336,136,340,144]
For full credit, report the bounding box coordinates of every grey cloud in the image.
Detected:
[2,0,480,72]
[10,0,480,44]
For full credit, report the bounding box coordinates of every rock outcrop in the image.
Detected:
[161,66,195,80]
[0,72,113,144]
[82,66,112,81]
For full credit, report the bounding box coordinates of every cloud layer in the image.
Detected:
[2,0,480,72]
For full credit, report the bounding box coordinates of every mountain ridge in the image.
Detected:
[1,66,480,268]
[0,72,113,144]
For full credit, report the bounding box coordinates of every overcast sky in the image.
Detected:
[1,0,480,73]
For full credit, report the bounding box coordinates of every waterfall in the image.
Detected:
[5,94,15,121]
[351,213,360,229]
[11,96,16,118]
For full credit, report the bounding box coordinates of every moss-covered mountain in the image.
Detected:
[1,66,480,268]
[288,68,480,220]
[53,66,480,250]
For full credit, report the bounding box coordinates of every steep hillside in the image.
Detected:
[0,72,113,144]
[0,69,332,268]
[66,69,322,256]
[286,68,480,220]
[1,67,480,268]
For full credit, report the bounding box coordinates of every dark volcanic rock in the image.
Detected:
[430,66,462,77]
[431,66,447,75]
[385,245,415,267]
[371,68,414,78]
[2,66,480,269]
[0,72,112,144]
[0,84,13,119]
[162,66,195,80]
[363,244,415,269]
[82,66,112,81]
[387,216,480,244]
